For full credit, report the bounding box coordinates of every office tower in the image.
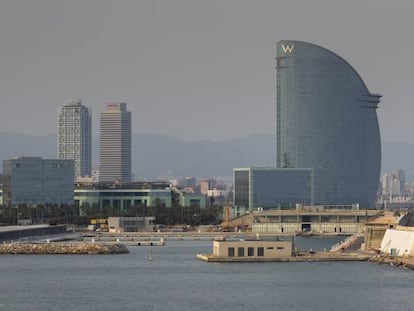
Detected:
[276,40,381,207]
[58,99,92,178]
[2,157,74,207]
[100,103,132,183]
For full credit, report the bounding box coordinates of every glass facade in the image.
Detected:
[2,157,74,206]
[75,188,172,210]
[234,168,313,210]
[276,41,381,208]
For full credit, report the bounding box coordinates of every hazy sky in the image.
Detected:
[0,0,413,142]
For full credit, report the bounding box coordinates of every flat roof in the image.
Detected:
[0,224,56,233]
[253,209,379,217]
[366,213,400,225]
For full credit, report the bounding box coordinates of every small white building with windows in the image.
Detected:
[212,239,293,259]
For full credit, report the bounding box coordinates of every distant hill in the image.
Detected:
[0,131,412,180]
[0,132,276,179]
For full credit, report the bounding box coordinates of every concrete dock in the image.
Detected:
[197,251,373,262]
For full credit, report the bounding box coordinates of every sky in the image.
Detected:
[0,0,413,142]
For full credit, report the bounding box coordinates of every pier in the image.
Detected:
[197,252,372,262]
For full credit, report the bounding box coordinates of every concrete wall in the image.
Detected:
[252,222,364,234]
[364,226,387,250]
[380,229,414,256]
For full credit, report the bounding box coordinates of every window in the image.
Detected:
[237,247,245,257]
[257,247,264,257]
[277,247,284,250]
[247,247,254,257]
[228,247,235,257]
[267,247,274,250]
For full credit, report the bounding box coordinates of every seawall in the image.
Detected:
[0,243,129,255]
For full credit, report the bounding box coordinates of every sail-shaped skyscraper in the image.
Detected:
[276,40,381,207]
[234,41,381,210]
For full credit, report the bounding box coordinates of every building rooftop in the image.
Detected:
[0,224,56,233]
[365,212,401,225]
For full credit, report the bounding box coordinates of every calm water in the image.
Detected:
[0,237,413,311]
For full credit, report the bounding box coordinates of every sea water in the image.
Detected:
[0,238,413,311]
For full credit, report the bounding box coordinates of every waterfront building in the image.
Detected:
[252,204,379,234]
[0,225,67,242]
[100,103,132,183]
[58,99,92,178]
[75,182,172,211]
[211,239,293,259]
[234,167,313,211]
[276,40,381,208]
[2,157,74,207]
[234,41,381,211]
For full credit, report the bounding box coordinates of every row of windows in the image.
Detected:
[227,246,284,257]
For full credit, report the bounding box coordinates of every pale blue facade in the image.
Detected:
[234,167,313,210]
[276,41,381,208]
[2,157,74,207]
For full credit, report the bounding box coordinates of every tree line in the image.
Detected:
[0,203,223,227]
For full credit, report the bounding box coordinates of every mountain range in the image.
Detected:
[0,131,412,180]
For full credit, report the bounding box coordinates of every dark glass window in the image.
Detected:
[234,170,249,209]
[257,247,264,257]
[228,247,235,257]
[237,247,244,257]
[247,247,254,257]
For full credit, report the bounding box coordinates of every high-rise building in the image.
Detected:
[58,99,92,178]
[100,103,132,183]
[234,41,381,210]
[276,40,381,207]
[382,170,406,199]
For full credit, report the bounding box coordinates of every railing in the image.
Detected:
[330,233,363,252]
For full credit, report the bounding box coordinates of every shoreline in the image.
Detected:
[369,255,414,270]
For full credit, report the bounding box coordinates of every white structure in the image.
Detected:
[58,99,92,178]
[380,228,414,256]
[100,103,132,183]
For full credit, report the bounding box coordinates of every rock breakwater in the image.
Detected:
[370,255,414,270]
[0,243,129,255]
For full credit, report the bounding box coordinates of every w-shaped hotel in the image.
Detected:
[234,41,381,212]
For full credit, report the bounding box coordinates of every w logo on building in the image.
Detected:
[281,44,294,54]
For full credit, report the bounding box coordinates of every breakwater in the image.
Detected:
[0,243,129,255]
[370,255,414,270]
